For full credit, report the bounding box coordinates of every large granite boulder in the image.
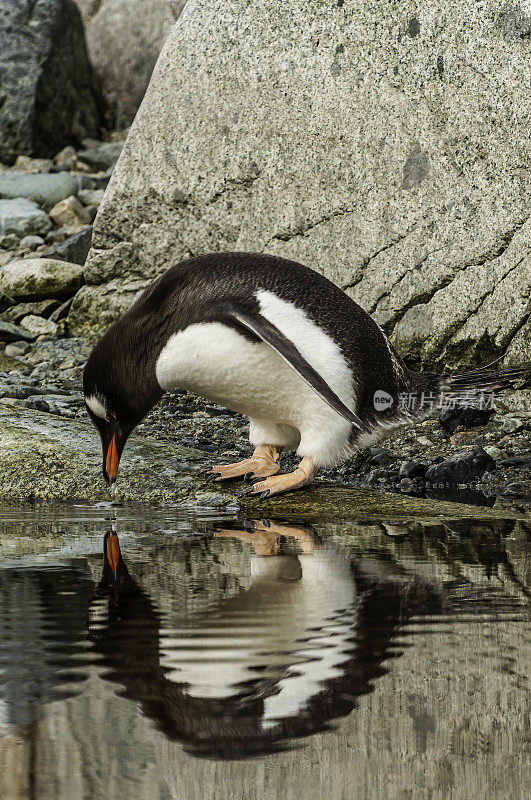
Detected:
[71,0,531,371]
[74,0,187,121]
[0,0,104,165]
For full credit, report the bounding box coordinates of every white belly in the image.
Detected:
[155,292,357,466]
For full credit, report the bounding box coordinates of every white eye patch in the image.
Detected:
[85,394,109,421]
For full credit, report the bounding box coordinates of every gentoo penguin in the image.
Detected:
[83,252,530,497]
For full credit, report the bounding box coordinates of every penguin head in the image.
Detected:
[83,333,163,486]
[83,388,132,485]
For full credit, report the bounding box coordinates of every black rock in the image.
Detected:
[0,1,105,164]
[398,460,429,479]
[425,447,496,485]
[42,226,93,265]
[439,406,495,434]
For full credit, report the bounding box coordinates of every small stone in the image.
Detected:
[25,397,50,412]
[501,416,525,434]
[78,189,105,207]
[425,447,496,485]
[0,232,19,249]
[19,235,45,251]
[54,146,77,170]
[483,446,506,460]
[42,226,93,265]
[49,196,92,227]
[398,460,428,479]
[3,342,28,357]
[76,143,123,171]
[416,436,434,447]
[0,198,52,237]
[20,315,59,337]
[13,156,53,174]
[49,297,73,323]
[0,291,13,312]
[439,406,494,434]
[0,258,84,300]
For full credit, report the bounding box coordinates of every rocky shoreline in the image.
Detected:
[0,135,529,514]
[0,327,529,512]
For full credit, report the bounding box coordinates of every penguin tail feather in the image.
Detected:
[408,362,531,419]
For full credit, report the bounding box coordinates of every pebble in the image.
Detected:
[19,315,59,337]
[19,235,45,251]
[3,342,29,357]
[78,189,105,207]
[425,447,496,485]
[49,196,92,227]
[42,226,93,265]
[398,460,429,479]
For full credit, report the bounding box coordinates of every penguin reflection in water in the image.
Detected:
[88,522,443,757]
[83,252,530,497]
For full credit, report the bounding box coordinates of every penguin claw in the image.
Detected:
[243,472,254,481]
[259,490,271,501]
[239,485,255,498]
[206,472,222,482]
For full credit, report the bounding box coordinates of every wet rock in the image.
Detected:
[501,416,526,434]
[19,235,46,252]
[439,406,495,434]
[0,258,84,300]
[20,315,59,337]
[0,320,38,343]
[398,461,429,479]
[425,447,496,485]
[42,226,93,265]
[0,172,79,209]
[49,196,92,226]
[2,299,60,323]
[0,0,104,165]
[0,198,52,237]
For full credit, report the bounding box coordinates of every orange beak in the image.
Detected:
[106,532,121,580]
[105,434,120,484]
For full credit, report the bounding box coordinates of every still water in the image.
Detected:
[0,503,529,799]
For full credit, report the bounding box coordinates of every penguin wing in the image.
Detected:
[222,303,367,432]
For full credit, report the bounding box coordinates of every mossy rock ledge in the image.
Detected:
[0,399,526,521]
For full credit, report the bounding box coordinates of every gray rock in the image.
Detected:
[425,447,496,484]
[74,0,186,120]
[0,0,104,165]
[2,299,60,323]
[3,342,30,358]
[0,198,52,237]
[20,314,59,337]
[76,143,123,171]
[0,320,38,343]
[78,189,105,207]
[49,195,92,226]
[19,235,46,251]
[76,0,531,370]
[49,297,73,322]
[42,226,93,265]
[0,258,84,300]
[0,172,79,209]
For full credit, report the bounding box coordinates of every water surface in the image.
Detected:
[0,503,529,799]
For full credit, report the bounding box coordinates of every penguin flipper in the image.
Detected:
[222,303,367,433]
